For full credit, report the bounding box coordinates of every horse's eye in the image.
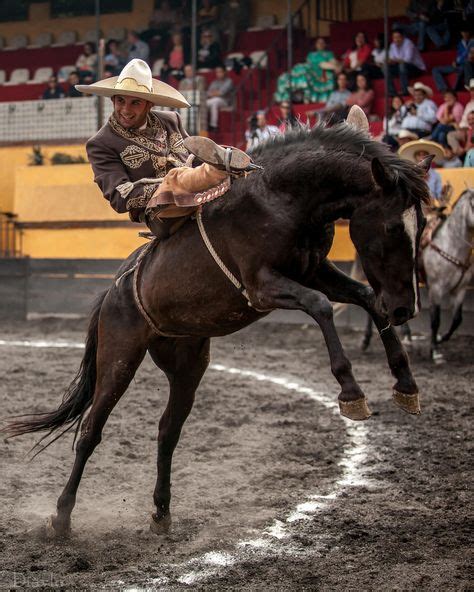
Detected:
[384,222,403,235]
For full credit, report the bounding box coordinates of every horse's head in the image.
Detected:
[349,157,429,326]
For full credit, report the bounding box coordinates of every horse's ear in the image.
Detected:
[346,105,369,133]
[371,157,397,192]
[417,154,435,174]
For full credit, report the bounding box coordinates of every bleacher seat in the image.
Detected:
[4,68,29,85]
[27,67,53,85]
[29,32,53,48]
[152,58,165,77]
[57,65,76,82]
[6,35,28,50]
[53,31,77,47]
[0,70,6,85]
[108,27,126,41]
[248,15,277,31]
[249,50,268,68]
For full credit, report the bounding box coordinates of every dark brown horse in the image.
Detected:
[6,114,430,537]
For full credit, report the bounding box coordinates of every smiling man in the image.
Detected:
[78,59,253,237]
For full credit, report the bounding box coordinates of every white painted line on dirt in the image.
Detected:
[0,337,370,590]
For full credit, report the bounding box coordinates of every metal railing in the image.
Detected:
[0,213,22,257]
[230,0,352,146]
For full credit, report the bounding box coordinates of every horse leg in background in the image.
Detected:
[361,313,373,351]
[246,268,371,421]
[51,293,149,536]
[147,336,210,534]
[310,260,420,414]
[439,289,465,343]
[400,322,412,346]
[430,303,444,363]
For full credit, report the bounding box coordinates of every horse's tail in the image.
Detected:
[4,290,107,454]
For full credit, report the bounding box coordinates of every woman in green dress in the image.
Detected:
[274,37,337,104]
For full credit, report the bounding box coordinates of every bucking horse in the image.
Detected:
[5,107,430,537]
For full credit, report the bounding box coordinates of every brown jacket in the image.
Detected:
[86,111,189,221]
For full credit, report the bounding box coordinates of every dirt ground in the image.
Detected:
[0,319,472,591]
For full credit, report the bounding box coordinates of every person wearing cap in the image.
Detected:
[399,139,445,200]
[400,81,437,138]
[387,29,426,96]
[77,59,253,236]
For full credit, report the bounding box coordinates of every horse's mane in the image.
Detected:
[250,122,430,206]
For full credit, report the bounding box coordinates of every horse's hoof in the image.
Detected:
[432,350,445,365]
[45,515,71,539]
[150,512,172,535]
[339,397,372,421]
[393,390,421,415]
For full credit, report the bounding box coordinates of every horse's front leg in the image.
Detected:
[147,336,210,534]
[246,268,371,420]
[310,259,421,415]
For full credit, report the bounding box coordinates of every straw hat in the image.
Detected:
[397,129,418,140]
[75,59,190,108]
[398,139,445,164]
[465,78,474,91]
[407,81,433,97]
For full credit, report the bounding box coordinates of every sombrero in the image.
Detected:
[407,81,433,97]
[397,129,418,140]
[398,139,445,164]
[465,78,474,91]
[75,59,190,108]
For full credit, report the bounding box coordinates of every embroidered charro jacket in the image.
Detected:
[86,111,189,221]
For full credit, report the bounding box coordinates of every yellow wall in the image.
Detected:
[1,0,154,45]
[439,168,474,207]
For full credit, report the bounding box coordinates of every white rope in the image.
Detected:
[196,210,251,304]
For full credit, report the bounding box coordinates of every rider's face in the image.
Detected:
[113,95,152,129]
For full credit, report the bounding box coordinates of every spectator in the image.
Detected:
[197,30,221,69]
[143,0,178,44]
[387,29,426,96]
[342,31,372,88]
[179,64,207,132]
[442,144,463,167]
[447,109,474,156]
[394,0,450,51]
[42,75,64,100]
[400,82,437,137]
[160,32,190,81]
[464,46,474,89]
[198,0,219,30]
[127,31,150,63]
[178,64,206,92]
[363,33,386,80]
[274,37,337,103]
[104,39,125,76]
[399,139,445,200]
[277,101,299,132]
[219,0,250,52]
[464,143,474,166]
[431,90,464,145]
[346,73,374,117]
[75,42,98,82]
[245,111,279,151]
[206,65,234,131]
[313,72,351,122]
[66,71,82,98]
[432,27,473,91]
[385,95,409,137]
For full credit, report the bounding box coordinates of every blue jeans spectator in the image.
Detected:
[431,123,455,145]
[393,20,450,51]
[388,62,424,95]
[432,64,463,91]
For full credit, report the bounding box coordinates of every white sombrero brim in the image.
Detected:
[76,76,190,108]
[398,140,445,164]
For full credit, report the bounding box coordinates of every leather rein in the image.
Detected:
[428,240,472,291]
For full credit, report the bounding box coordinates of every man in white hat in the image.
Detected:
[399,139,445,200]
[400,81,437,138]
[78,59,253,237]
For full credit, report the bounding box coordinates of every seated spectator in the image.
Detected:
[400,82,437,137]
[342,31,372,88]
[274,37,337,103]
[197,30,221,69]
[385,94,409,137]
[178,64,206,92]
[399,139,445,200]
[310,72,351,122]
[42,75,64,100]
[66,71,82,98]
[346,73,374,117]
[179,64,208,133]
[75,42,98,82]
[160,32,190,81]
[432,26,473,91]
[127,31,150,64]
[387,29,426,96]
[363,33,386,80]
[442,144,463,168]
[464,46,474,90]
[277,101,299,132]
[447,109,474,156]
[206,65,234,131]
[219,0,250,52]
[245,111,279,151]
[431,90,464,145]
[104,39,125,76]
[393,0,449,51]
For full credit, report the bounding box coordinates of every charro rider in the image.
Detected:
[77,59,254,237]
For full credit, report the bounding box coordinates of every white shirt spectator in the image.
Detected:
[459,101,474,129]
[401,98,437,133]
[245,125,279,151]
[389,37,426,71]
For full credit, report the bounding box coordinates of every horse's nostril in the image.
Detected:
[393,306,411,322]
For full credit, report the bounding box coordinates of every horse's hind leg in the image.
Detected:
[430,303,443,363]
[440,289,465,343]
[51,296,149,536]
[147,336,210,533]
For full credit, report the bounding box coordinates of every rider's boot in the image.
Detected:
[183,136,262,174]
